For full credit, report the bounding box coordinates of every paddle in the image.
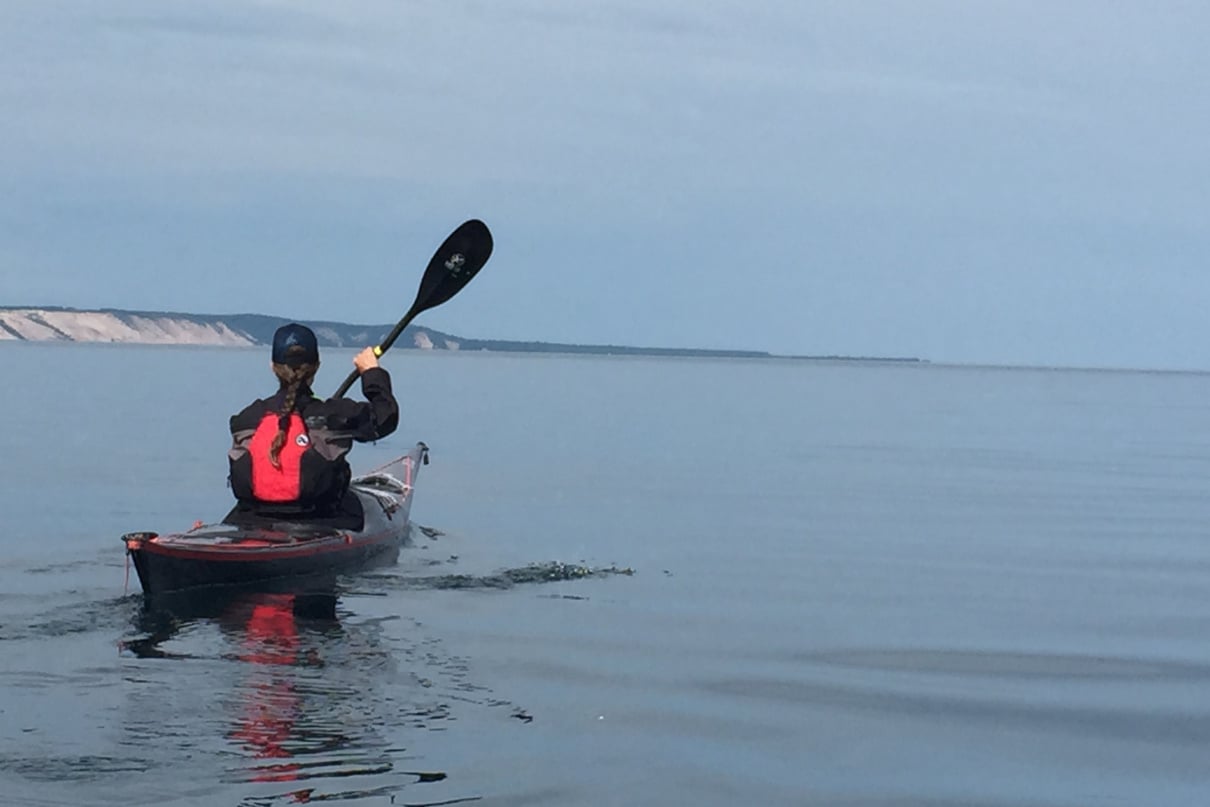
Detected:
[333,219,494,398]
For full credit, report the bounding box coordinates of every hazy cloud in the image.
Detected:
[2,1,1208,367]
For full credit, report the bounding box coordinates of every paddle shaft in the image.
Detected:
[332,305,420,398]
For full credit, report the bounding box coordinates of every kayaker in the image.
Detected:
[225,323,399,528]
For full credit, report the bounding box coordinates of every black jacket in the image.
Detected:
[227,367,399,516]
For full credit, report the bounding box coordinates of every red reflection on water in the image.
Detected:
[228,593,303,784]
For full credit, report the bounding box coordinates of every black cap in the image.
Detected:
[272,323,319,366]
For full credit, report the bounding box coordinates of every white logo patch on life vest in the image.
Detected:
[295,434,311,447]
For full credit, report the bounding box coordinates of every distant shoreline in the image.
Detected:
[0,306,926,363]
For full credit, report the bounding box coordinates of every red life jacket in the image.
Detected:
[247,413,311,502]
[229,398,355,510]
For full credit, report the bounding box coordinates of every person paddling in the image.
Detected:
[226,323,399,528]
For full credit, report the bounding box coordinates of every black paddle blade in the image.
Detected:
[332,219,493,398]
[412,219,493,315]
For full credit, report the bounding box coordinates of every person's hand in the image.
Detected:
[353,347,380,374]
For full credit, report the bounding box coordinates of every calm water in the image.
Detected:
[3,343,1210,806]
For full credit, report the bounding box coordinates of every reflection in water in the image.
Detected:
[227,592,314,786]
[123,581,463,805]
[48,558,620,804]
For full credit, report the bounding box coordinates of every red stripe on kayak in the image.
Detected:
[137,530,398,562]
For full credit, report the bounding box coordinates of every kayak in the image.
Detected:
[123,443,428,596]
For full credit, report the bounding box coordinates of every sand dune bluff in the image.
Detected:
[0,309,255,346]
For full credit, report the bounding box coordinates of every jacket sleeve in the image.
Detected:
[351,367,399,442]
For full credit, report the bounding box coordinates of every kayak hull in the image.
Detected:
[127,531,403,595]
[124,443,427,596]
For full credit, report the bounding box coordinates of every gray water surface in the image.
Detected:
[3,343,1210,805]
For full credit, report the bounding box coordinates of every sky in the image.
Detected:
[2,1,1209,369]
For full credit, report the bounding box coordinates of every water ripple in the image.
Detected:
[357,561,634,593]
[707,647,1210,745]
[795,647,1210,681]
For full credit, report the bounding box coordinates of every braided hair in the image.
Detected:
[269,345,319,468]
